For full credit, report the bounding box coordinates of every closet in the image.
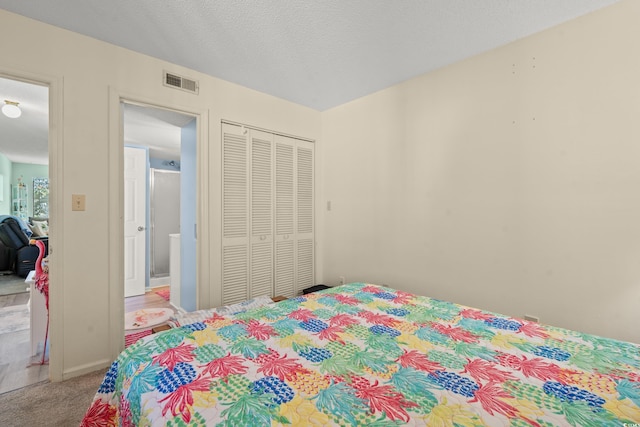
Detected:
[221,123,314,304]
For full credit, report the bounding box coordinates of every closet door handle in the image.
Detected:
[138,226,146,232]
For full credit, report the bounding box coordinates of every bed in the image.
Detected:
[81,282,640,426]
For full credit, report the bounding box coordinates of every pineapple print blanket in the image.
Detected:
[81,283,640,426]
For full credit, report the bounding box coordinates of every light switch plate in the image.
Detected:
[72,194,86,211]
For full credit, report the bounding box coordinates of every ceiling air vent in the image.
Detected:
[163,71,199,94]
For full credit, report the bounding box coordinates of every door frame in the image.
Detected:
[0,67,63,380]
[107,88,210,359]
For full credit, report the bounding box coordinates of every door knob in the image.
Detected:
[138,226,145,231]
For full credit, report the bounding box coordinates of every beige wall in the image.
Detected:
[322,0,640,344]
[0,9,322,379]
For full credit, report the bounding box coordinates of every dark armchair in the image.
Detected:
[0,216,48,277]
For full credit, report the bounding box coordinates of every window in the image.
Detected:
[33,177,49,217]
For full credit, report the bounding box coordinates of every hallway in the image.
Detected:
[0,291,48,395]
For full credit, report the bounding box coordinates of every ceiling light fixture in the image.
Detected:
[2,100,22,118]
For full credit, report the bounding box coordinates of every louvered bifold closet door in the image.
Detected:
[222,123,250,305]
[296,140,315,293]
[249,130,274,298]
[223,123,314,303]
[274,136,296,297]
[273,136,315,298]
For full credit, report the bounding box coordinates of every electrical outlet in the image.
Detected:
[339,276,345,286]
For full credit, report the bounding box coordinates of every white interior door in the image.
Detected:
[124,146,147,297]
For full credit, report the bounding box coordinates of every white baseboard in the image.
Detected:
[61,359,111,381]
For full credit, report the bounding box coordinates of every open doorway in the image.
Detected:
[0,76,50,393]
[121,102,197,345]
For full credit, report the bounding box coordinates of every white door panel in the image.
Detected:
[124,146,147,297]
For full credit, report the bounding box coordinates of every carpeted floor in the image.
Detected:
[0,367,107,426]
[0,273,29,297]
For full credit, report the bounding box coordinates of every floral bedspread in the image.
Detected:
[81,283,640,426]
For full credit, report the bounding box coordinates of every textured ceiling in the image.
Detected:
[0,0,621,111]
[0,1,622,165]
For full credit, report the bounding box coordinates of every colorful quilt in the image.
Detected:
[81,283,640,426]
